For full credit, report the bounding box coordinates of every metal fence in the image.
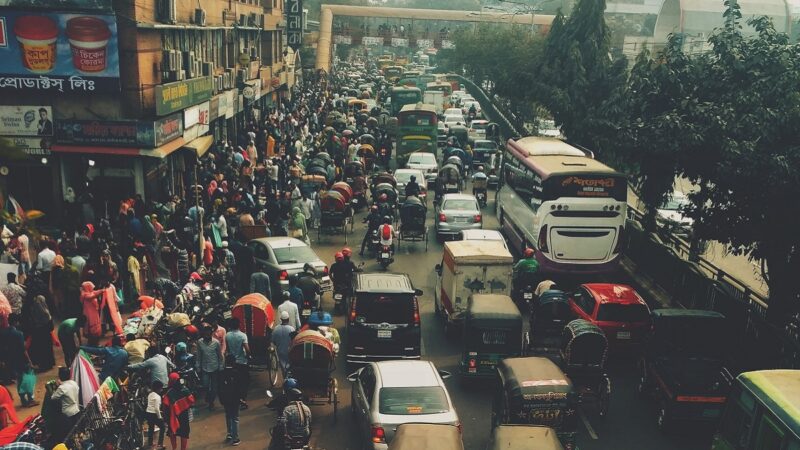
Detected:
[458,74,800,370]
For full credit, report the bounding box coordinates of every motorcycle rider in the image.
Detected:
[296,264,322,311]
[472,165,489,202]
[274,388,312,447]
[378,216,396,258]
[404,175,421,199]
[330,251,356,294]
[468,103,477,121]
[513,248,541,301]
[360,205,383,256]
[182,272,204,301]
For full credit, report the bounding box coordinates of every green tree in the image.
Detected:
[625,1,800,323]
[529,0,627,156]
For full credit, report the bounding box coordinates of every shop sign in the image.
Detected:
[333,35,351,45]
[224,90,235,119]
[154,76,213,116]
[286,0,303,51]
[5,136,51,155]
[0,11,120,93]
[417,39,432,48]
[237,93,243,113]
[441,40,455,49]
[362,36,382,46]
[209,95,220,122]
[152,113,183,147]
[391,38,408,48]
[183,124,199,142]
[55,119,140,146]
[216,93,227,119]
[0,105,53,136]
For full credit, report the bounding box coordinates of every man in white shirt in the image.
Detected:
[277,293,301,330]
[35,242,56,273]
[51,367,80,440]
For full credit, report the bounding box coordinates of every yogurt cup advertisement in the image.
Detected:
[0,10,120,93]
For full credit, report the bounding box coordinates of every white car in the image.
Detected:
[443,115,465,128]
[450,90,466,104]
[537,119,562,138]
[462,101,482,119]
[394,168,428,202]
[468,120,489,137]
[656,191,694,237]
[457,229,509,250]
[444,107,462,117]
[457,96,475,107]
[406,152,439,183]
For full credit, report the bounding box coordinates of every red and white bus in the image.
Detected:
[495,136,627,274]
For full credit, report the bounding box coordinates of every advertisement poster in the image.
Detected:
[391,38,408,48]
[0,10,120,93]
[8,136,51,155]
[0,105,53,136]
[155,77,212,116]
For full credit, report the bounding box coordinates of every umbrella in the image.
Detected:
[71,350,100,407]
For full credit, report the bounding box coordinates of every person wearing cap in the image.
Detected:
[272,311,295,376]
[277,291,301,330]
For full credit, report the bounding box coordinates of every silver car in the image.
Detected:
[247,237,332,294]
[405,152,439,184]
[348,360,460,450]
[436,193,482,241]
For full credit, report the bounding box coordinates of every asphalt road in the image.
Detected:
[186,189,714,450]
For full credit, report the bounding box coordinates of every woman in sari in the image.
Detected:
[80,281,105,346]
[26,295,54,371]
[163,372,195,450]
[289,207,309,244]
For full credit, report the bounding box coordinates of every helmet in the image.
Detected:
[176,342,187,353]
[189,272,202,281]
[168,372,180,385]
[370,205,378,212]
[524,248,535,258]
[284,378,299,391]
[288,388,303,402]
[477,165,484,172]
[185,325,199,337]
[410,175,416,181]
[303,263,316,275]
[379,193,388,201]
[383,216,392,224]
[335,252,344,262]
[342,247,352,258]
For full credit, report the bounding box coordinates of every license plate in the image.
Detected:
[616,331,631,340]
[302,309,311,316]
[377,330,392,339]
[523,293,533,299]
[381,253,389,258]
[334,294,342,300]
[455,217,469,223]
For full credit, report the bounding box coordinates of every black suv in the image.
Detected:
[346,273,423,365]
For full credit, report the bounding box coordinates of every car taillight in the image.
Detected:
[279,270,289,281]
[413,299,420,325]
[538,225,549,253]
[371,426,386,443]
[438,213,446,222]
[474,214,481,223]
[468,359,476,368]
[613,225,625,253]
[323,266,329,276]
[350,297,357,324]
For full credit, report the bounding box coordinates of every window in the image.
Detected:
[271,245,317,264]
[360,366,376,403]
[379,387,449,415]
[755,414,784,450]
[596,303,650,323]
[355,294,414,324]
[719,387,756,449]
[442,199,478,211]
[248,243,270,262]
[573,289,596,316]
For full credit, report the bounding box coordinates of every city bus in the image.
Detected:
[712,370,800,450]
[390,86,422,116]
[426,81,453,97]
[495,136,627,274]
[396,103,438,165]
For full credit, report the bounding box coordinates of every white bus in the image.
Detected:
[495,137,627,275]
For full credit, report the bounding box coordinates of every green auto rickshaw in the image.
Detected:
[492,357,578,449]
[461,294,526,379]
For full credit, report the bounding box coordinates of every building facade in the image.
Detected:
[0,0,296,224]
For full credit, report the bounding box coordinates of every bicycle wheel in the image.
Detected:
[267,346,280,387]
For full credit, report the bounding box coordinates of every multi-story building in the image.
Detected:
[0,0,295,223]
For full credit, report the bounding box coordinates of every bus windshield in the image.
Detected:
[398,112,437,127]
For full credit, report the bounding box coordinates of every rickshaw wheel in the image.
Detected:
[598,376,611,419]
[267,347,280,387]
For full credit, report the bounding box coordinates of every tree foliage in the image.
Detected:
[624,1,800,323]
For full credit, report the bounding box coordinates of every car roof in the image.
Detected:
[442,193,477,201]
[581,283,646,305]
[395,168,424,175]
[460,229,504,241]
[738,370,800,437]
[250,237,308,249]
[355,273,415,294]
[444,240,513,263]
[376,360,440,387]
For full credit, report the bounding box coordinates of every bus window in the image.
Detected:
[787,438,800,450]
[719,387,757,449]
[755,414,784,450]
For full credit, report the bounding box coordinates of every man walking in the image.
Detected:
[225,317,250,410]
[271,311,295,377]
[196,325,224,410]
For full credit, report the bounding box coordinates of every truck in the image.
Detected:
[423,90,445,116]
[434,240,514,333]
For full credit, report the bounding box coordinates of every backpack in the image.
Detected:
[381,224,391,240]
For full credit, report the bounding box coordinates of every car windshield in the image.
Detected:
[355,294,414,324]
[471,122,487,130]
[272,245,318,264]
[443,199,477,211]
[408,153,436,165]
[379,386,449,415]
[661,195,689,211]
[656,318,728,357]
[596,303,650,323]
[395,171,421,184]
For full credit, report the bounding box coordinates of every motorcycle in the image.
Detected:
[378,244,394,270]
[333,262,364,314]
[475,188,487,208]
[369,229,380,256]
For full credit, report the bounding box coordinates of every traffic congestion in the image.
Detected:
[0,51,797,450]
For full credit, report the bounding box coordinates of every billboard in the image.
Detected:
[53,113,184,148]
[286,0,303,50]
[0,105,53,136]
[0,10,120,93]
[155,77,213,116]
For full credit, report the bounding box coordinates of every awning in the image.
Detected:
[183,135,214,157]
[51,137,187,158]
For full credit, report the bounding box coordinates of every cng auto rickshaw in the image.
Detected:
[492,357,578,450]
[461,294,526,379]
[487,425,564,450]
[560,319,611,418]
